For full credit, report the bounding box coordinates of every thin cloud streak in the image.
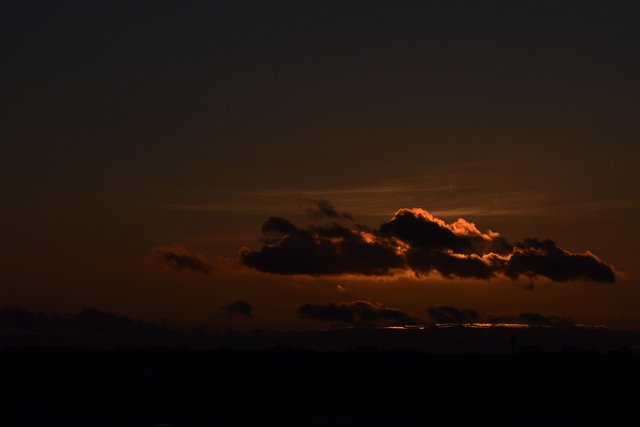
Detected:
[149,244,213,274]
[154,187,547,218]
[153,168,640,220]
[156,191,640,220]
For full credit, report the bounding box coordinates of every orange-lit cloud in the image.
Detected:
[241,206,615,283]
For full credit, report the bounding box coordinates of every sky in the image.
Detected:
[3,1,640,330]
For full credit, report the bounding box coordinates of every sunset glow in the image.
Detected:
[4,2,640,424]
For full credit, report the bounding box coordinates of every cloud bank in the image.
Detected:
[488,312,574,328]
[297,300,418,326]
[426,306,575,328]
[241,207,615,283]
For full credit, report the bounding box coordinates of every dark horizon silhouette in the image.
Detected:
[1,305,638,425]
[1,306,638,355]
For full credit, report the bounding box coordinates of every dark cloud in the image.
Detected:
[505,239,615,283]
[407,249,495,279]
[298,302,354,324]
[242,219,404,276]
[380,209,511,255]
[299,198,353,221]
[241,207,615,283]
[262,217,299,237]
[221,301,253,318]
[488,312,574,328]
[427,306,481,324]
[426,306,575,328]
[380,210,470,253]
[297,300,418,326]
[149,244,212,274]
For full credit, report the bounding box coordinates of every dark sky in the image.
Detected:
[3,1,640,330]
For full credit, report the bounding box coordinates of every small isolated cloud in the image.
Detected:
[149,244,212,274]
[241,206,615,283]
[221,300,253,318]
[299,198,354,221]
[297,300,418,326]
[427,306,481,324]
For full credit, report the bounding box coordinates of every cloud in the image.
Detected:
[241,206,615,283]
[505,239,615,283]
[149,244,212,274]
[241,221,404,276]
[221,301,253,318]
[299,198,353,221]
[488,312,574,328]
[297,300,418,326]
[427,306,481,324]
[426,306,575,328]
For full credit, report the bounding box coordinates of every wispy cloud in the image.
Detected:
[153,169,640,221]
[149,244,213,274]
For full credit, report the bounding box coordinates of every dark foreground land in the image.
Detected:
[1,346,638,426]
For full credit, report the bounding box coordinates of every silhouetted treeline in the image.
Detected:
[0,347,637,426]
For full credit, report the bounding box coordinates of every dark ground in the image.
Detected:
[1,344,638,426]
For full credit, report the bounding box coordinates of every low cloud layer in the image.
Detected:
[221,301,253,318]
[427,305,575,328]
[427,306,481,324]
[150,244,213,274]
[241,207,615,283]
[297,300,418,326]
[488,312,574,328]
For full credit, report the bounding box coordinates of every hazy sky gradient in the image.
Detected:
[3,1,640,329]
